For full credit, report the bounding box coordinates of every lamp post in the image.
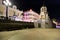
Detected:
[3,0,11,20]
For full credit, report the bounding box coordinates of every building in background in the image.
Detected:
[23,9,39,22]
[39,6,52,28]
[8,5,23,21]
[0,0,39,22]
[0,0,23,20]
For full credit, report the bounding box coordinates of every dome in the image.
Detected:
[13,5,17,9]
[40,6,47,12]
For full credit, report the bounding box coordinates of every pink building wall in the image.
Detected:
[23,10,39,22]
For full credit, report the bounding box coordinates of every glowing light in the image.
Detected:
[9,2,11,6]
[30,9,32,11]
[3,1,8,6]
[53,20,57,25]
[3,0,11,6]
[6,0,9,3]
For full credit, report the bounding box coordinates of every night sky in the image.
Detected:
[10,0,60,19]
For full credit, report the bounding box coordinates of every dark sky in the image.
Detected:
[10,0,60,19]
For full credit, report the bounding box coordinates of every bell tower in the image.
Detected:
[39,5,52,28]
[40,6,47,20]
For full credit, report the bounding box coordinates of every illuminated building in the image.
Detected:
[0,0,23,20]
[39,6,52,28]
[23,9,39,22]
[8,5,23,21]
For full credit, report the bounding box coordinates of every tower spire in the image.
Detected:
[43,0,45,6]
[39,0,53,28]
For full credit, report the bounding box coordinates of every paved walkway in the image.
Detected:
[0,28,60,40]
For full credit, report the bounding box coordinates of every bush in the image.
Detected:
[0,20,34,31]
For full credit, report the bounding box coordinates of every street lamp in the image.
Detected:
[3,0,11,20]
